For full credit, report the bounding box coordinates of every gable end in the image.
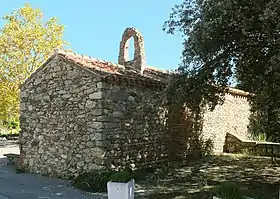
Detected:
[20,54,57,90]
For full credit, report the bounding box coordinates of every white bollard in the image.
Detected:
[107,179,134,199]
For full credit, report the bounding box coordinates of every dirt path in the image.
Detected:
[135,154,280,199]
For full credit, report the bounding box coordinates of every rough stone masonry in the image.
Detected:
[19,27,251,178]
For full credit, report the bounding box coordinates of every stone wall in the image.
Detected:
[99,82,169,169]
[203,93,250,152]
[19,56,110,177]
[19,55,169,177]
[19,55,251,178]
[223,133,275,156]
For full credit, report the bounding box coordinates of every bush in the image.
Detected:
[72,169,135,192]
[72,170,112,192]
[213,182,244,199]
[9,120,19,129]
[0,118,20,138]
[1,118,19,130]
[110,171,134,183]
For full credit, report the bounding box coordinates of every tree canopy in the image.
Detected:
[0,4,68,122]
[164,0,280,141]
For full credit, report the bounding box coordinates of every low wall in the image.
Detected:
[224,132,280,157]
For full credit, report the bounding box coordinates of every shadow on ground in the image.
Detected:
[135,154,280,199]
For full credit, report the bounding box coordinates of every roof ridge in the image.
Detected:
[144,66,171,74]
[53,49,252,98]
[56,49,126,71]
[227,87,252,98]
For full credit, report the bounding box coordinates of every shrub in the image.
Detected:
[72,170,112,192]
[213,182,244,199]
[15,166,26,173]
[1,118,19,130]
[9,120,19,129]
[72,169,136,192]
[109,171,134,183]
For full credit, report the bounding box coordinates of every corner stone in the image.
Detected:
[89,91,102,99]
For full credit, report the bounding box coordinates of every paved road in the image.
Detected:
[0,142,107,199]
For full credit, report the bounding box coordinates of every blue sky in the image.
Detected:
[0,0,184,70]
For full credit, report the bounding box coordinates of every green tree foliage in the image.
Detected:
[0,4,68,122]
[164,0,280,141]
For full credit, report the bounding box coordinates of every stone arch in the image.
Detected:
[118,27,146,71]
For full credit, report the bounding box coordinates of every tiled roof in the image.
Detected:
[36,49,251,98]
[143,66,171,75]
[57,50,167,81]
[56,50,166,88]
[56,50,252,97]
[226,87,252,98]
[56,49,125,75]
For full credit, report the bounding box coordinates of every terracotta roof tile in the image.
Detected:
[55,50,166,88]
[56,50,172,79]
[55,49,252,97]
[56,49,125,75]
[143,66,171,74]
[226,87,252,98]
